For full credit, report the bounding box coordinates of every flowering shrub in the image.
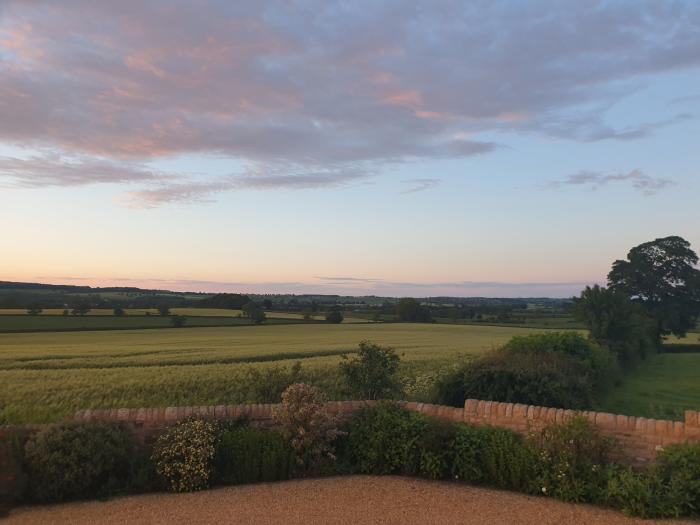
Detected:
[152,418,218,492]
[530,416,614,503]
[273,383,341,475]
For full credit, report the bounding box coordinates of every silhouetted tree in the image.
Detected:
[608,236,700,338]
[71,299,91,316]
[396,298,432,322]
[27,303,42,315]
[326,310,344,324]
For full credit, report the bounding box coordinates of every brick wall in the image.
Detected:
[74,399,700,464]
[3,398,699,505]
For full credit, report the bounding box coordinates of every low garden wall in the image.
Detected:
[73,399,700,463]
[4,399,700,508]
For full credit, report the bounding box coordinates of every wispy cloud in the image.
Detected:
[0,153,174,188]
[117,164,373,208]
[549,169,675,196]
[400,178,441,194]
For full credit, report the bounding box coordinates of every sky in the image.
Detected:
[1,0,699,298]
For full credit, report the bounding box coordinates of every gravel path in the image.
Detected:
[6,476,696,525]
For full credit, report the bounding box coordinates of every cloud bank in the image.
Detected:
[1,1,698,203]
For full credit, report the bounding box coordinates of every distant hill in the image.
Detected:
[0,280,572,310]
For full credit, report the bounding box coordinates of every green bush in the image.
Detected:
[24,422,134,503]
[416,419,458,479]
[243,362,303,403]
[346,402,428,475]
[340,341,402,400]
[607,442,700,518]
[530,416,614,503]
[451,424,534,490]
[214,428,292,485]
[656,442,700,516]
[434,349,595,409]
[434,332,617,409]
[503,331,617,390]
[152,418,218,493]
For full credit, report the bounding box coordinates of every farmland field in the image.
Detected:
[0,323,547,424]
[598,352,700,420]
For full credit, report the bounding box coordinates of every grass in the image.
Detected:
[598,352,700,420]
[0,323,545,424]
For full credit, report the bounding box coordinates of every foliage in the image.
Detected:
[113,307,125,316]
[451,424,534,490]
[152,418,218,492]
[214,428,292,485]
[530,416,614,503]
[158,306,171,316]
[71,298,91,316]
[574,285,657,365]
[23,422,134,503]
[605,444,700,520]
[325,310,344,324]
[273,383,341,475]
[396,298,432,322]
[26,303,42,315]
[434,349,595,409]
[608,235,700,338]
[340,341,401,399]
[346,402,429,475]
[200,293,251,309]
[243,362,304,403]
[242,302,266,324]
[170,315,187,328]
[502,331,617,392]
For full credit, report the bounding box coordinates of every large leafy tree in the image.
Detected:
[573,285,655,364]
[607,236,700,338]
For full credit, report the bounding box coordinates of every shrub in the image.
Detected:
[340,341,401,400]
[325,310,344,323]
[273,384,341,476]
[346,403,426,475]
[655,442,700,516]
[608,442,700,518]
[530,416,614,503]
[451,425,534,490]
[244,362,303,403]
[214,428,292,485]
[605,466,676,518]
[434,349,595,409]
[416,419,458,479]
[503,331,617,390]
[152,418,218,492]
[24,422,134,503]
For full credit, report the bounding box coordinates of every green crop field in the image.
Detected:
[0,314,308,333]
[599,352,700,420]
[0,323,546,424]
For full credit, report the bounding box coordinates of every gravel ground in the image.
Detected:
[6,476,697,525]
